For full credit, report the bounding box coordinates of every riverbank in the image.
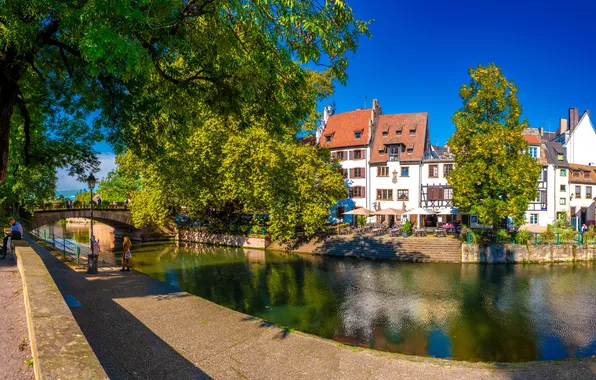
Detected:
[23,235,596,379]
[0,257,34,379]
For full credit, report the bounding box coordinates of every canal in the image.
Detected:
[128,241,596,363]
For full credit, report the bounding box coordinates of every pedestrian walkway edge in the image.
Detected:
[14,238,108,379]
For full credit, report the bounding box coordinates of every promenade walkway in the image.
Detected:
[24,235,596,379]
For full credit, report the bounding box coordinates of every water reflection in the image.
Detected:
[131,242,596,362]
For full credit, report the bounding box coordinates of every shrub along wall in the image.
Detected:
[462,244,596,263]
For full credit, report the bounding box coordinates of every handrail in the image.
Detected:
[33,205,129,212]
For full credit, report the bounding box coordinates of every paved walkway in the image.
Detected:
[0,255,34,379]
[24,235,596,379]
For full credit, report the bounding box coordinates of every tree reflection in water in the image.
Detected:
[131,242,596,362]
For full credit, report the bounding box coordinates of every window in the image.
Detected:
[557,153,564,160]
[376,189,393,200]
[377,166,389,177]
[336,151,344,161]
[443,164,453,177]
[325,135,332,143]
[560,198,566,205]
[336,206,345,219]
[349,187,364,198]
[571,207,576,217]
[529,146,538,158]
[587,186,592,199]
[354,131,362,139]
[576,186,581,198]
[407,148,413,153]
[428,187,444,201]
[560,184,566,192]
[410,129,416,136]
[401,167,409,177]
[351,168,363,178]
[397,189,409,200]
[585,171,590,180]
[574,171,580,178]
[538,169,544,181]
[389,146,400,161]
[428,165,439,178]
[353,150,362,160]
[382,131,388,137]
[396,130,402,136]
[444,188,453,200]
[530,214,538,224]
[340,168,348,179]
[561,169,567,177]
[376,215,386,223]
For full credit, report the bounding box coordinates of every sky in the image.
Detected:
[57,0,596,190]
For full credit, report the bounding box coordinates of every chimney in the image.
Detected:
[585,110,591,118]
[539,126,544,137]
[557,118,568,136]
[569,108,579,132]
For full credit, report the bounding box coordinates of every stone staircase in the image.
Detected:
[268,235,463,263]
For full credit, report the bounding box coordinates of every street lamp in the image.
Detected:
[86,173,98,274]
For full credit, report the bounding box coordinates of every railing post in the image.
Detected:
[52,233,55,248]
[467,231,471,244]
[63,235,66,259]
[557,232,561,245]
[76,246,80,266]
[534,233,539,245]
[578,232,582,245]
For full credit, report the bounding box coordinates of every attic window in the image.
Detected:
[382,131,388,137]
[396,130,402,136]
[325,135,332,143]
[354,131,362,139]
[574,171,580,178]
[584,171,590,180]
[407,148,413,153]
[557,152,564,160]
[410,129,416,136]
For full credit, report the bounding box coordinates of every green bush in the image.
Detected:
[44,202,53,209]
[459,227,470,242]
[583,226,596,244]
[495,229,510,244]
[561,229,577,242]
[239,225,249,234]
[73,200,82,208]
[356,215,366,227]
[402,220,413,235]
[515,230,532,245]
[540,230,555,243]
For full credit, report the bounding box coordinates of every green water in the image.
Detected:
[131,242,596,363]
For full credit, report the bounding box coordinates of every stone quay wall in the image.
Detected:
[177,228,270,249]
[462,243,596,263]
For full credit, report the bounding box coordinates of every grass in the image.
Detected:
[24,359,33,367]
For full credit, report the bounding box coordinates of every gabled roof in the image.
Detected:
[370,113,428,163]
[318,109,372,149]
[569,164,596,184]
[523,135,541,145]
[563,112,596,148]
[544,141,570,168]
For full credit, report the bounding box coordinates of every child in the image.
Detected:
[121,236,132,272]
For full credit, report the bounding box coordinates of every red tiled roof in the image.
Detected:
[318,109,372,149]
[569,164,596,184]
[523,135,541,145]
[370,113,428,163]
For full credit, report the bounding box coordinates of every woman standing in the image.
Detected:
[121,236,132,272]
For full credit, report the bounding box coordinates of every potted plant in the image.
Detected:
[402,220,413,237]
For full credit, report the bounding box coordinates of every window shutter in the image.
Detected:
[361,167,365,178]
[349,150,353,160]
[331,152,336,160]
[349,168,354,178]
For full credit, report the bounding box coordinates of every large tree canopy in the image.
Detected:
[447,64,539,228]
[0,0,371,186]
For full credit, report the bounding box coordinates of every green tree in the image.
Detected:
[0,0,370,185]
[97,163,141,203]
[447,64,539,228]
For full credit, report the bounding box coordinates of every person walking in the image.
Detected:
[121,236,132,272]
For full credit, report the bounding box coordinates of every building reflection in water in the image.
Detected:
[129,243,596,363]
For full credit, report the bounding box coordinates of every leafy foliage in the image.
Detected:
[447,64,540,228]
[402,220,413,235]
[0,0,371,187]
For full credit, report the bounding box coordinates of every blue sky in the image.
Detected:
[58,0,596,190]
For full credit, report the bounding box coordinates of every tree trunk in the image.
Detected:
[0,50,22,185]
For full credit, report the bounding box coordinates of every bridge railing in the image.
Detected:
[34,204,129,212]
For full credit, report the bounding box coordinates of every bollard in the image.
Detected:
[52,233,55,248]
[557,232,561,245]
[535,233,539,245]
[467,231,471,244]
[76,246,80,266]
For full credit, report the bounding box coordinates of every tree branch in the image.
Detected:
[59,48,73,77]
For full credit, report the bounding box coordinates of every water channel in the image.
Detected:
[39,221,596,362]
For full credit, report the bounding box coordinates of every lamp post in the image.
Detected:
[86,173,98,274]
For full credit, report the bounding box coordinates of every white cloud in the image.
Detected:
[56,153,117,191]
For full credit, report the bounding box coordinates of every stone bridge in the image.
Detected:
[31,208,173,242]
